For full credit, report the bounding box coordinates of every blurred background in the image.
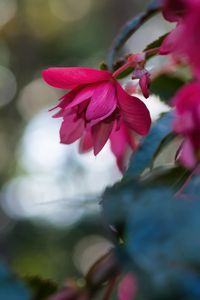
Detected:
[0,0,171,283]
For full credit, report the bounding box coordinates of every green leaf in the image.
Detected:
[151,132,177,166]
[142,165,191,191]
[0,263,30,300]
[25,276,57,300]
[99,62,108,71]
[144,34,167,52]
[150,74,185,103]
[126,112,173,178]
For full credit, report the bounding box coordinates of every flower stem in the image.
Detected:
[112,61,134,78]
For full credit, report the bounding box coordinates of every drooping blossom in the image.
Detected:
[160,0,200,79]
[42,67,151,171]
[118,273,137,300]
[173,82,200,168]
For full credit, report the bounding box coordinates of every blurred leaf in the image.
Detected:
[142,165,191,191]
[126,188,200,299]
[25,276,57,300]
[102,180,140,227]
[126,112,173,178]
[184,173,200,199]
[150,74,185,103]
[99,62,108,70]
[0,263,30,300]
[151,132,177,166]
[148,0,162,10]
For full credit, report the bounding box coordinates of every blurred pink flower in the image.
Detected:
[42,67,151,171]
[173,83,200,168]
[160,0,200,79]
[118,273,137,300]
[162,0,187,22]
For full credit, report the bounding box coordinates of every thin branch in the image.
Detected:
[107,5,161,70]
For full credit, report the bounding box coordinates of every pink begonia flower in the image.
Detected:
[42,67,151,171]
[118,273,137,300]
[173,82,200,168]
[162,0,188,22]
[160,0,200,79]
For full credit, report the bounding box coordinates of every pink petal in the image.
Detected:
[66,85,95,109]
[49,88,79,115]
[79,130,93,153]
[86,82,117,122]
[117,83,151,136]
[92,121,114,155]
[110,122,135,171]
[179,138,196,168]
[42,67,112,90]
[60,115,85,144]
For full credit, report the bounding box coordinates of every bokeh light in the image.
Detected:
[0,65,17,107]
[49,0,92,23]
[17,79,59,120]
[0,0,17,28]
[1,110,121,225]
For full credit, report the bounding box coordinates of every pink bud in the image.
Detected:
[139,72,151,99]
[132,69,151,99]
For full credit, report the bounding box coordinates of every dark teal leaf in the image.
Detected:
[126,112,173,178]
[150,74,185,103]
[102,180,140,227]
[183,174,200,199]
[126,190,200,299]
[0,263,30,300]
